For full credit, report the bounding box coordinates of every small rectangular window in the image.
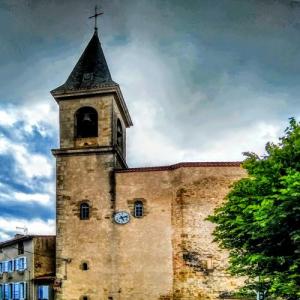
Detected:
[134,201,144,218]
[4,284,9,300]
[18,242,24,255]
[15,257,27,271]
[80,203,90,220]
[38,285,49,300]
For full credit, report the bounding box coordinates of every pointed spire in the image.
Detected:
[51,30,116,95]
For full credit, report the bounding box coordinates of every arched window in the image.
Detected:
[75,107,98,138]
[117,119,123,151]
[80,203,90,220]
[81,262,89,271]
[134,201,143,218]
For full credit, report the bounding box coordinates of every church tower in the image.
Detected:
[50,9,247,300]
[51,22,132,299]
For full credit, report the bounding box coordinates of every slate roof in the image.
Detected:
[51,30,117,95]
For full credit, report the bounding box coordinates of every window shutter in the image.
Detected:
[38,286,42,299]
[4,261,8,272]
[19,258,23,270]
[44,286,49,299]
[20,258,23,270]
[14,283,20,299]
[8,260,13,272]
[38,285,49,300]
[23,257,27,270]
[23,282,27,300]
[12,283,14,299]
[4,284,8,299]
[19,283,24,299]
[8,284,13,299]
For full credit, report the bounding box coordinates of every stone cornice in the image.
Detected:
[52,146,128,168]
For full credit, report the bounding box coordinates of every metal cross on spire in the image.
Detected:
[89,5,103,32]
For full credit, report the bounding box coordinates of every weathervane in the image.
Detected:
[89,5,103,32]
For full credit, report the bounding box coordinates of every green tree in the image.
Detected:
[208,118,300,299]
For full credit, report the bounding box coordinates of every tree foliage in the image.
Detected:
[208,118,300,299]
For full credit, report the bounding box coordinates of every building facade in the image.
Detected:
[51,27,247,300]
[0,235,55,300]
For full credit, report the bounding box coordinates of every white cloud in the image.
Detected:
[0,217,55,241]
[0,102,58,137]
[127,101,284,166]
[0,111,16,127]
[13,192,51,206]
[109,39,289,167]
[14,148,52,179]
[0,135,52,180]
[0,231,10,241]
[0,184,53,206]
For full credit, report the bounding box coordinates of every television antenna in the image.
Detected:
[16,226,28,235]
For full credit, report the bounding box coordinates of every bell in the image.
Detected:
[82,113,92,123]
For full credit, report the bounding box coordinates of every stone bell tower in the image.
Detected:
[51,24,132,299]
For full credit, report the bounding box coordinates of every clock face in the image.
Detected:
[114,211,130,225]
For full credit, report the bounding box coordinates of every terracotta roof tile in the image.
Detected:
[116,161,242,173]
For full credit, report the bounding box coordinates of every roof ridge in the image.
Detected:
[115,161,242,173]
[0,235,55,247]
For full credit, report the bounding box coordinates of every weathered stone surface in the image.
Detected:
[55,92,129,300]
[113,166,246,300]
[58,95,114,149]
[54,64,247,300]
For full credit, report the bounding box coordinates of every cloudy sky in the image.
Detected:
[0,0,300,240]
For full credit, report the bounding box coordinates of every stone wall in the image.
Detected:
[55,91,129,300]
[114,169,174,300]
[58,95,114,149]
[170,166,245,300]
[55,153,116,300]
[115,165,246,300]
[33,236,55,278]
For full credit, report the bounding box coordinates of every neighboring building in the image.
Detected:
[50,22,247,300]
[0,235,55,300]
